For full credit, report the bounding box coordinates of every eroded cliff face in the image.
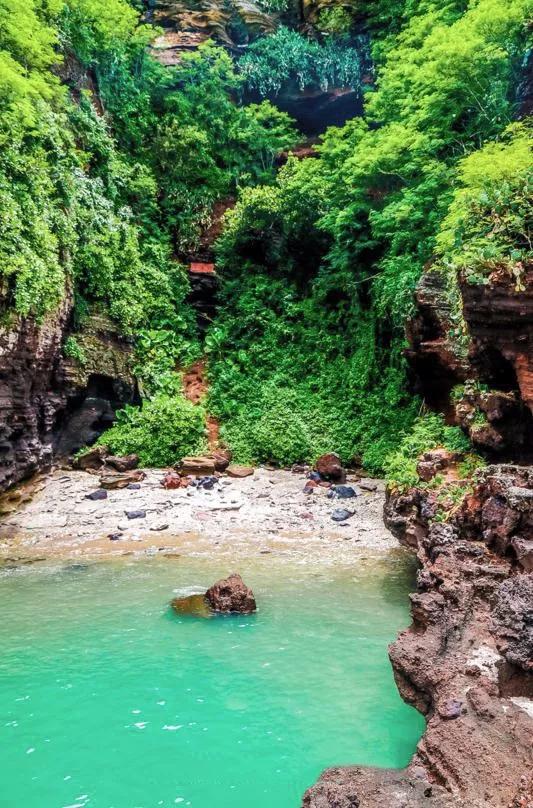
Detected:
[407,264,533,460]
[0,299,137,493]
[304,464,533,808]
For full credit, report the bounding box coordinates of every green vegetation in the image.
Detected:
[384,413,471,489]
[98,394,207,466]
[207,0,531,472]
[1,0,531,471]
[238,26,363,95]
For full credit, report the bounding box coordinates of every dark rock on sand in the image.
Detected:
[205,573,256,614]
[85,488,108,501]
[125,509,146,520]
[328,485,357,499]
[331,508,355,522]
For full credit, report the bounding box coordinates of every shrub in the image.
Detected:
[99,394,207,466]
[384,413,471,489]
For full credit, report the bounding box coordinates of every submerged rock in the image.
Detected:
[171,593,213,619]
[205,573,257,614]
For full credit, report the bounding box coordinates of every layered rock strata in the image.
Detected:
[0,303,136,493]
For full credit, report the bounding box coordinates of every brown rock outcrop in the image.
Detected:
[305,466,533,808]
[0,301,137,494]
[407,264,533,458]
[205,572,257,614]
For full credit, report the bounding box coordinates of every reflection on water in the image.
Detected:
[0,552,423,808]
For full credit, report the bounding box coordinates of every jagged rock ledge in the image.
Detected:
[303,464,533,808]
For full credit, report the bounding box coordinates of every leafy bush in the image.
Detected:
[384,414,471,489]
[99,394,207,467]
[238,26,362,95]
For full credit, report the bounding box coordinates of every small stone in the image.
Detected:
[328,485,357,499]
[226,465,255,478]
[108,533,122,541]
[85,489,108,501]
[125,510,146,520]
[438,698,464,720]
[359,480,378,492]
[307,471,322,482]
[331,508,355,522]
[150,523,169,532]
[127,483,141,490]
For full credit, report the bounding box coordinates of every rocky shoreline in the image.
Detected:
[304,464,533,808]
[0,466,394,566]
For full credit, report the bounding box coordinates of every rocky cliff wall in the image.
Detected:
[0,299,136,493]
[303,464,533,808]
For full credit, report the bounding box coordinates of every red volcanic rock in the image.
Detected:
[161,471,188,489]
[416,448,458,482]
[314,453,346,483]
[305,465,533,808]
[205,573,256,614]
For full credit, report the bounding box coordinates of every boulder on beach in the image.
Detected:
[106,454,139,472]
[206,573,257,614]
[73,445,109,471]
[178,456,217,476]
[315,453,346,483]
[100,470,145,489]
[226,465,254,478]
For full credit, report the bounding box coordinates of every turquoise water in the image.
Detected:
[0,555,423,808]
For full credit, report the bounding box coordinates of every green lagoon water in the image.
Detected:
[0,554,423,808]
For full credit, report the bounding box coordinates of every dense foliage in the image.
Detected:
[238,26,363,95]
[207,0,532,472]
[1,0,531,471]
[99,394,207,466]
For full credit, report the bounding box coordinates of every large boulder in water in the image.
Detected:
[205,573,257,614]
